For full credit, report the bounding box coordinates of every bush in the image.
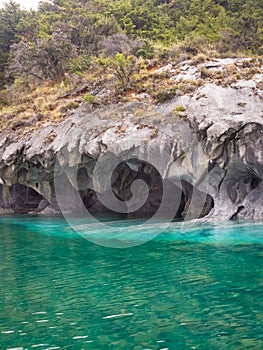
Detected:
[135,40,155,59]
[180,34,207,55]
[97,53,141,90]
[174,105,186,112]
[200,67,214,79]
[99,33,139,56]
[0,90,8,106]
[155,86,177,103]
[64,101,80,110]
[84,94,96,105]
[191,54,207,65]
[68,55,91,75]
[173,105,187,118]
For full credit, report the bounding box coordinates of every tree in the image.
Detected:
[106,0,175,42]
[0,1,25,87]
[231,0,263,52]
[9,22,77,82]
[37,0,119,54]
[176,0,229,43]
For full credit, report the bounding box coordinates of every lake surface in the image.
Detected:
[0,216,262,349]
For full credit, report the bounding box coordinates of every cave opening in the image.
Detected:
[0,184,47,214]
[78,159,214,221]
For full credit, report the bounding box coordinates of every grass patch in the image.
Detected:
[84,93,96,105]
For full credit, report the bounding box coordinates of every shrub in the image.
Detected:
[65,101,80,110]
[155,86,177,103]
[174,105,186,112]
[200,67,214,79]
[99,33,139,56]
[135,40,155,59]
[191,54,207,65]
[68,55,91,75]
[84,94,96,105]
[173,105,187,118]
[97,53,141,90]
[180,34,207,55]
[0,90,8,106]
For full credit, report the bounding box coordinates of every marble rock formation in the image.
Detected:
[0,71,262,221]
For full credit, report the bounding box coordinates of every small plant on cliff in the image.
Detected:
[173,105,187,118]
[97,53,141,91]
[84,94,96,105]
[174,105,186,112]
[191,54,207,65]
[64,101,80,110]
[155,86,177,103]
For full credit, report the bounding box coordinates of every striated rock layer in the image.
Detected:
[0,76,262,221]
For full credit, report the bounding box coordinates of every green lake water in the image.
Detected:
[0,216,262,349]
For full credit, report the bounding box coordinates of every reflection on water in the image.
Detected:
[0,216,262,349]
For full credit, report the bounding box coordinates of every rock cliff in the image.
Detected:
[0,58,262,221]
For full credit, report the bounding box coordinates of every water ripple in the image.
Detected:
[0,216,262,350]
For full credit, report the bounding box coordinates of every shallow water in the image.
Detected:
[0,216,262,349]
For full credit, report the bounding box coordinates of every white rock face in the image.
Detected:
[0,63,262,220]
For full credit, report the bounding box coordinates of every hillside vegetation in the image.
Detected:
[0,0,262,132]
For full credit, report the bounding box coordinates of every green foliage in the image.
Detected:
[84,94,96,105]
[65,101,80,110]
[0,90,8,106]
[106,0,175,42]
[155,86,177,103]
[135,40,155,59]
[98,53,141,90]
[0,0,262,92]
[37,0,119,53]
[180,34,207,55]
[68,55,91,74]
[176,0,229,43]
[0,1,25,87]
[231,0,263,52]
[173,105,187,118]
[174,105,186,112]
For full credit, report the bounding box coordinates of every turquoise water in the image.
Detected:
[0,216,262,350]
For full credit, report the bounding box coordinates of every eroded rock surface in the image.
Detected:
[0,64,262,221]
